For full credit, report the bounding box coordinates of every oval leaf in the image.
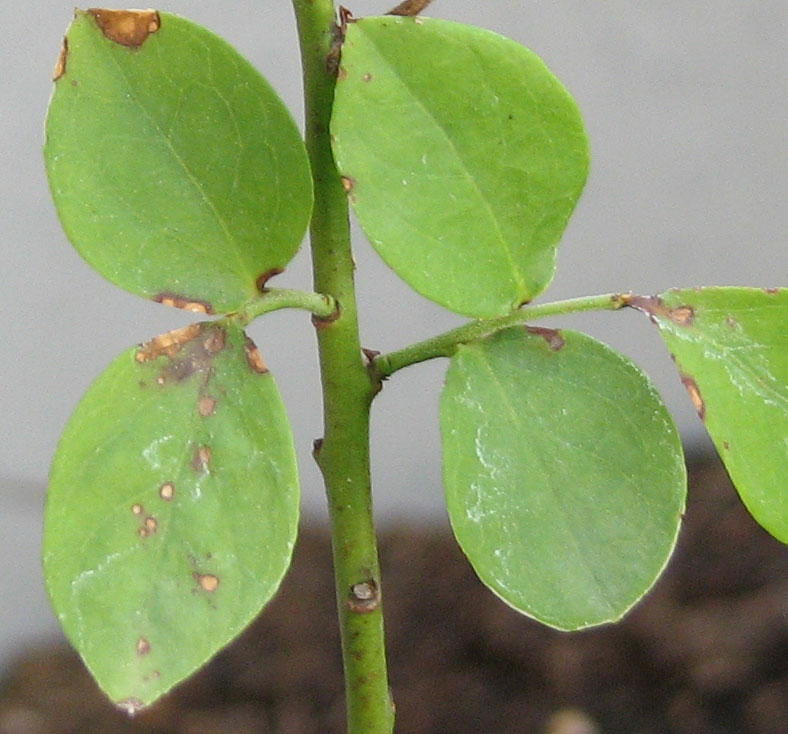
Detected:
[44,322,299,710]
[630,287,788,543]
[331,17,589,318]
[440,327,686,630]
[45,10,313,313]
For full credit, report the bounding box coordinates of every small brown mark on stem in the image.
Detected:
[312,302,342,329]
[135,637,151,657]
[680,374,706,420]
[87,9,161,47]
[525,326,565,351]
[153,292,214,315]
[244,337,268,373]
[195,573,220,593]
[347,579,379,613]
[159,482,175,501]
[255,267,284,293]
[192,445,212,474]
[198,396,217,417]
[53,37,68,80]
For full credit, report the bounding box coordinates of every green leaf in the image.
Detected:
[45,10,312,314]
[331,16,589,318]
[43,321,299,711]
[440,327,686,630]
[630,287,788,543]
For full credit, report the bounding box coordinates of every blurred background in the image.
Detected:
[1,1,786,729]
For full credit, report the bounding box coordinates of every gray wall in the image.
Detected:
[1,1,786,664]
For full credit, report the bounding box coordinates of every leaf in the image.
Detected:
[331,16,589,318]
[629,287,788,543]
[43,321,299,711]
[440,327,686,630]
[45,10,313,314]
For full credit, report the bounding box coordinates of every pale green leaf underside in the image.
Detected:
[45,10,312,314]
[331,16,589,318]
[44,322,299,710]
[634,287,788,543]
[440,327,686,630]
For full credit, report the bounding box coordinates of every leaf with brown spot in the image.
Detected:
[632,287,788,543]
[44,322,299,709]
[45,11,312,313]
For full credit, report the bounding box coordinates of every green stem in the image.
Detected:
[233,288,337,326]
[374,292,628,378]
[291,2,395,733]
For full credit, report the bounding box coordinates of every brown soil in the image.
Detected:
[1,454,786,733]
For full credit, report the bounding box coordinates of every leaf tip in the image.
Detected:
[116,697,146,717]
[87,8,161,48]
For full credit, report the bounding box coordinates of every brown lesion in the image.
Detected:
[255,268,284,293]
[135,324,202,363]
[191,445,212,474]
[347,579,380,613]
[525,325,566,352]
[53,37,68,81]
[625,294,696,327]
[87,9,161,48]
[680,373,706,421]
[387,0,435,16]
[153,293,214,315]
[194,572,220,593]
[244,336,269,374]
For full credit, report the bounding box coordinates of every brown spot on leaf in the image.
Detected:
[87,9,161,47]
[135,637,151,657]
[139,324,226,385]
[144,516,158,533]
[244,337,268,374]
[138,527,149,538]
[723,441,731,450]
[192,445,212,473]
[764,287,780,295]
[363,73,373,82]
[53,37,68,81]
[198,396,217,417]
[159,482,175,501]
[626,295,695,327]
[135,324,201,363]
[255,267,284,292]
[341,176,355,193]
[668,306,695,326]
[131,504,143,516]
[681,374,706,421]
[195,573,220,593]
[116,698,145,716]
[153,292,214,315]
[525,326,565,351]
[347,579,379,613]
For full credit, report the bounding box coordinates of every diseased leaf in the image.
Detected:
[440,327,686,630]
[43,322,299,711]
[331,16,589,318]
[630,287,788,543]
[45,10,312,314]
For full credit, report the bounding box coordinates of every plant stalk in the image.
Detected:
[291,1,395,733]
[374,292,628,378]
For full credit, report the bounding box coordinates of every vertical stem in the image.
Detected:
[291,2,395,733]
